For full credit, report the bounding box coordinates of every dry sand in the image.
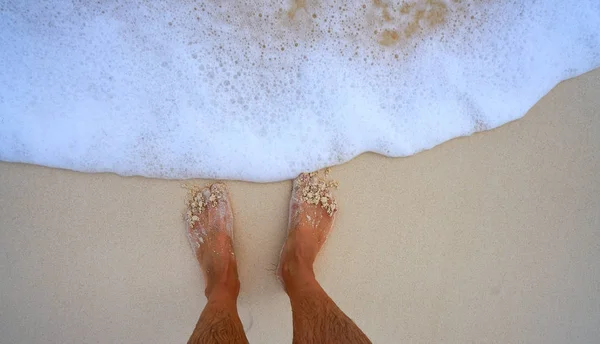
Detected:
[1,68,599,343]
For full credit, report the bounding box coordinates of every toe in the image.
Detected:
[208,183,234,238]
[292,173,309,197]
[201,187,211,202]
[186,186,210,250]
[210,182,228,199]
[289,173,310,226]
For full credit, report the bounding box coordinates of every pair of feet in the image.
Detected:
[185,172,337,299]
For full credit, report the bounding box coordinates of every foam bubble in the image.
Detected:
[0,1,599,181]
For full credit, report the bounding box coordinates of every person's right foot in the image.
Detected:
[278,171,338,292]
[186,182,239,299]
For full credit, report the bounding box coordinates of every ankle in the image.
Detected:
[205,277,240,300]
[280,257,319,294]
[204,260,240,299]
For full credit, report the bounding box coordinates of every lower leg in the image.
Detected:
[188,274,247,344]
[281,253,371,344]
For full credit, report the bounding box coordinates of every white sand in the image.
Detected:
[1,69,599,343]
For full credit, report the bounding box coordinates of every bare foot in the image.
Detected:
[186,183,239,298]
[278,171,338,293]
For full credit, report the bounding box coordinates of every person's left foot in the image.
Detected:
[278,171,338,293]
[186,183,239,298]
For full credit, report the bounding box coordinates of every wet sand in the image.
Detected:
[1,68,599,343]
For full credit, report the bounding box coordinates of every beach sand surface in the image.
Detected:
[1,68,599,343]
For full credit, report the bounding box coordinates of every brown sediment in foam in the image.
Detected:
[93,0,484,76]
[379,29,400,46]
[287,0,307,19]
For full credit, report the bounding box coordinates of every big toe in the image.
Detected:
[208,183,233,237]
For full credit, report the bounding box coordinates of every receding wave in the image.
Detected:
[0,1,598,181]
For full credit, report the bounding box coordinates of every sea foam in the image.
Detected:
[1,1,599,181]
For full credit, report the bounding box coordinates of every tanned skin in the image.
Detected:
[187,176,371,344]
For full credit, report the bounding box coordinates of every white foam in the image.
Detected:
[1,1,598,181]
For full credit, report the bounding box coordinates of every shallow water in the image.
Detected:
[1,1,599,181]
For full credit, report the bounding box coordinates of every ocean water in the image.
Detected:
[1,1,599,182]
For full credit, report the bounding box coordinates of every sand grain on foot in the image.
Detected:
[183,185,207,228]
[300,169,339,216]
